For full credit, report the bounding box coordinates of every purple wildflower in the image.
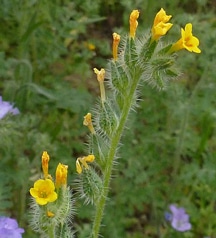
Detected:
[168,204,192,232]
[0,96,19,119]
[0,217,24,238]
[164,211,172,221]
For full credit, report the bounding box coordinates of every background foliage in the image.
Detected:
[0,0,216,237]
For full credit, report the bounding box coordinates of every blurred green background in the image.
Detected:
[0,0,216,237]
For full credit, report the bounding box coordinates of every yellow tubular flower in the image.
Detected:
[84,154,95,163]
[93,68,106,104]
[151,8,173,41]
[76,159,82,174]
[112,33,121,61]
[42,151,50,179]
[169,23,201,53]
[94,68,105,82]
[83,112,95,134]
[129,10,139,39]
[30,179,58,205]
[47,211,55,218]
[55,163,68,189]
[76,155,95,174]
[79,157,89,169]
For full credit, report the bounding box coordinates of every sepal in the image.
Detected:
[124,37,137,67]
[144,55,179,90]
[109,61,130,93]
[115,92,125,111]
[138,36,157,61]
[97,101,119,137]
[88,134,109,170]
[76,167,103,205]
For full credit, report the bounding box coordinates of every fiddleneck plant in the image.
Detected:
[29,8,201,238]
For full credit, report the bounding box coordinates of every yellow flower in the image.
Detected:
[87,43,96,51]
[112,33,121,61]
[55,163,68,189]
[85,154,95,163]
[93,68,106,104]
[151,8,173,41]
[42,151,50,179]
[76,154,95,174]
[83,112,95,134]
[30,179,57,205]
[76,159,82,174]
[129,10,139,39]
[94,68,105,82]
[47,210,55,218]
[169,23,201,53]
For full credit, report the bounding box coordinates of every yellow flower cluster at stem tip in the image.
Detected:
[169,23,201,53]
[93,68,106,104]
[129,10,139,39]
[30,179,58,205]
[83,112,96,134]
[112,32,121,61]
[42,151,50,179]
[76,155,95,174]
[55,163,68,189]
[151,8,173,41]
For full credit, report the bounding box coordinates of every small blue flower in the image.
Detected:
[0,216,24,238]
[0,96,19,119]
[168,204,192,232]
[164,211,172,221]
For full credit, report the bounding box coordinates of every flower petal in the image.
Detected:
[36,197,48,205]
[48,192,58,202]
[29,188,39,198]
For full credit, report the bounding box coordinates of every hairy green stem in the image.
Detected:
[91,70,141,238]
[48,224,55,238]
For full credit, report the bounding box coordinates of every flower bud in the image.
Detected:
[55,163,68,189]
